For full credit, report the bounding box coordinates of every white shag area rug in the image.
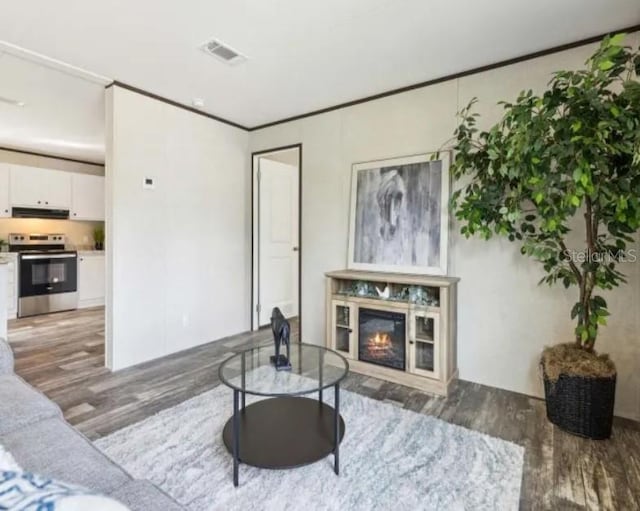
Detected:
[95,380,524,511]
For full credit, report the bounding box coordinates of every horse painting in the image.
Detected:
[349,154,447,275]
[376,169,407,241]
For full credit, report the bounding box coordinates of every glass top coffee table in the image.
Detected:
[218,343,349,486]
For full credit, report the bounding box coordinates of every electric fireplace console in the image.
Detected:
[325,269,459,396]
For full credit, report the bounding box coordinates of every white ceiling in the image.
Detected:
[0,0,638,160]
[0,46,106,163]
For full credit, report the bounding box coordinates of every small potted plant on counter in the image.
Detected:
[93,227,105,251]
[442,34,640,439]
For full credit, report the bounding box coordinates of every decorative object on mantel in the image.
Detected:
[443,34,640,439]
[336,279,440,307]
[354,280,372,297]
[408,285,437,306]
[269,307,292,371]
[347,152,450,275]
[326,269,458,396]
[375,284,390,299]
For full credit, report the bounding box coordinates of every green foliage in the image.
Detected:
[93,226,105,244]
[447,34,640,351]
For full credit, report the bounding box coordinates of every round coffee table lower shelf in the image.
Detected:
[222,396,345,471]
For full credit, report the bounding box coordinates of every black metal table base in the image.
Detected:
[222,392,345,486]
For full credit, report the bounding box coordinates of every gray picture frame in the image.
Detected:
[347,152,450,275]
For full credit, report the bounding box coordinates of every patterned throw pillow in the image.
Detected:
[0,444,20,472]
[0,471,129,511]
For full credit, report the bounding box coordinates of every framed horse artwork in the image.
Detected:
[347,151,450,275]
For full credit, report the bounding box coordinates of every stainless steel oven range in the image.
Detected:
[9,233,78,318]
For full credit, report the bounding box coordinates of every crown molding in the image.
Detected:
[249,24,640,131]
[106,81,250,131]
[0,145,104,166]
[101,24,640,132]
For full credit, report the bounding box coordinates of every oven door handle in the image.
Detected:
[21,254,77,260]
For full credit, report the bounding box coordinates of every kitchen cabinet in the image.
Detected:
[0,164,10,217]
[71,174,105,221]
[10,165,72,209]
[78,253,105,308]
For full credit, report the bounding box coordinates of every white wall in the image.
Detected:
[106,86,250,370]
[250,34,640,421]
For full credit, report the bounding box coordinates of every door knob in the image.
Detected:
[292,247,299,252]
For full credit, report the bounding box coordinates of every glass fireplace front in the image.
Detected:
[358,308,406,370]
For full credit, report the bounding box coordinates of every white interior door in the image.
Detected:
[258,157,299,326]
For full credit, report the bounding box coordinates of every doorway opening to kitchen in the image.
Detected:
[1,42,108,375]
[251,145,302,341]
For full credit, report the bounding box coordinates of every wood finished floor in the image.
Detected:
[7,307,640,511]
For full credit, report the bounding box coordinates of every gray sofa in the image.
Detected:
[0,339,184,510]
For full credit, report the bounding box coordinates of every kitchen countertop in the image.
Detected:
[0,253,16,264]
[77,250,105,256]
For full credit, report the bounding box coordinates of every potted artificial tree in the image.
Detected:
[93,227,105,251]
[444,34,640,439]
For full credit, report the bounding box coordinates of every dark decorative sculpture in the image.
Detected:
[270,307,292,371]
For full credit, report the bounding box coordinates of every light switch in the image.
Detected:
[143,177,155,190]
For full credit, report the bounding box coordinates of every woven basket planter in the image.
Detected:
[542,369,616,440]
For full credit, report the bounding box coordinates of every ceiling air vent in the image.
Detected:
[200,38,246,65]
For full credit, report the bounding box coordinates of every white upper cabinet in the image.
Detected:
[40,169,73,209]
[10,165,72,209]
[0,164,10,217]
[71,174,105,221]
[8,166,39,207]
[5,165,104,219]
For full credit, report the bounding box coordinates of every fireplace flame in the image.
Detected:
[367,332,392,352]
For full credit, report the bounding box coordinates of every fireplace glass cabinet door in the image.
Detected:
[330,300,356,359]
[408,311,440,379]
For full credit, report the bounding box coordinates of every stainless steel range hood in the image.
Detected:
[12,207,70,220]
